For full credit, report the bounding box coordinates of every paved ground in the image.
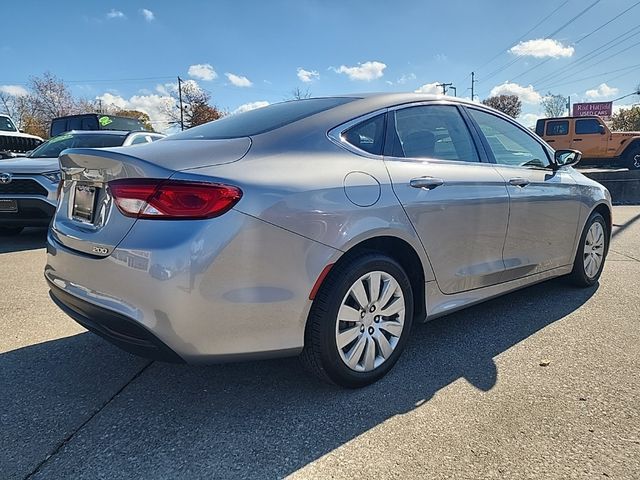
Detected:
[1,207,639,480]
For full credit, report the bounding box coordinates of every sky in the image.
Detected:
[1,0,639,133]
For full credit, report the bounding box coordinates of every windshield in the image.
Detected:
[167,97,357,140]
[0,116,17,132]
[28,133,128,158]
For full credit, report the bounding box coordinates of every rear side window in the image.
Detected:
[168,97,357,140]
[50,119,67,137]
[343,114,385,155]
[546,120,568,136]
[391,105,479,162]
[575,119,602,134]
[535,120,545,136]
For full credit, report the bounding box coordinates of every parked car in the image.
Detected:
[536,115,640,169]
[50,113,152,138]
[0,130,164,236]
[46,94,611,387]
[0,114,44,158]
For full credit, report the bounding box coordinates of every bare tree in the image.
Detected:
[287,87,311,100]
[541,92,568,118]
[0,92,33,130]
[481,95,522,118]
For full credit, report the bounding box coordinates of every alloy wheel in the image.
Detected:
[335,271,405,372]
[583,221,605,279]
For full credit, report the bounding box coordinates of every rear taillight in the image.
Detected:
[109,179,242,220]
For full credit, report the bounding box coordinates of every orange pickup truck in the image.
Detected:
[536,116,640,170]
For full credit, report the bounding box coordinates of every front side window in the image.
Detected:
[342,114,385,155]
[546,120,568,136]
[391,105,479,162]
[468,108,550,168]
[575,119,602,135]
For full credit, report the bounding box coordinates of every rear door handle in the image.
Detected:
[573,138,583,142]
[410,176,444,190]
[509,177,530,187]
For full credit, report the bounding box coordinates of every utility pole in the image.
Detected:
[567,95,571,116]
[177,76,185,131]
[471,72,477,101]
[436,82,453,95]
[449,86,457,97]
[97,99,102,114]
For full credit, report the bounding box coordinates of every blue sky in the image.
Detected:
[1,0,639,132]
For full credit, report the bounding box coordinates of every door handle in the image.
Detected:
[410,176,445,190]
[547,139,555,143]
[573,138,583,142]
[509,177,530,187]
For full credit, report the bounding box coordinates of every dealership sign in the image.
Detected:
[572,102,613,117]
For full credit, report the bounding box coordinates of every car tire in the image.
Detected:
[568,212,608,287]
[626,145,640,170]
[0,227,24,236]
[301,252,414,388]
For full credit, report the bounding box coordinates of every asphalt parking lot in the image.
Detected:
[2,206,639,480]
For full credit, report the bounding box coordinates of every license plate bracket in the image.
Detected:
[0,199,18,213]
[72,184,97,223]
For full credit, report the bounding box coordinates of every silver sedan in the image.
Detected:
[46,94,611,387]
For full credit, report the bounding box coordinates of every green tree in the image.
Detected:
[611,106,640,132]
[481,95,522,118]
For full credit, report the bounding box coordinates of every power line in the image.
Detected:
[478,0,600,85]
[539,62,640,91]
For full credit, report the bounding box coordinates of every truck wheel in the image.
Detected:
[626,145,640,170]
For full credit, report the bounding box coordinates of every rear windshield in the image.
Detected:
[28,133,127,158]
[167,97,357,140]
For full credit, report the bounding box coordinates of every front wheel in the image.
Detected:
[568,212,608,287]
[301,253,414,388]
[626,146,640,170]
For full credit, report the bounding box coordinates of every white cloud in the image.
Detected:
[0,85,28,97]
[585,83,619,99]
[188,64,218,81]
[106,9,126,19]
[297,67,319,83]
[331,61,387,81]
[414,82,442,95]
[397,73,417,85]
[233,101,270,114]
[490,82,542,104]
[225,73,253,87]
[140,8,155,21]
[519,113,542,129]
[509,39,574,58]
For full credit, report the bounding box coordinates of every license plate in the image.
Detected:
[72,185,97,223]
[0,199,18,212]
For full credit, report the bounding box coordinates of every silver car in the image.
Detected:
[46,94,611,387]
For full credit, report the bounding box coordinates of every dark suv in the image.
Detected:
[50,114,151,138]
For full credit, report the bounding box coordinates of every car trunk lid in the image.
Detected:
[51,138,250,256]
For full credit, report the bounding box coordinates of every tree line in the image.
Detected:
[0,72,223,138]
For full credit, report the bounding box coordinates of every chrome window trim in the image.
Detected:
[327,108,388,159]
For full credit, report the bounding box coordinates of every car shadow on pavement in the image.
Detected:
[0,228,47,254]
[3,277,597,479]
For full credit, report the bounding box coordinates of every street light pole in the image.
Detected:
[177,76,185,131]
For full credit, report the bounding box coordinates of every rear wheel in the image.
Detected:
[301,253,414,388]
[568,212,608,287]
[0,227,24,236]
[626,145,640,170]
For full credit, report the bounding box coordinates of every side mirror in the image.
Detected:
[554,149,582,169]
[599,124,606,135]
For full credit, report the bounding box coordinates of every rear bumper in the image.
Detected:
[49,281,184,363]
[45,210,339,363]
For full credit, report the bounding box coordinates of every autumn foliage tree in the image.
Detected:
[481,95,522,118]
[611,106,640,132]
[164,80,222,129]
